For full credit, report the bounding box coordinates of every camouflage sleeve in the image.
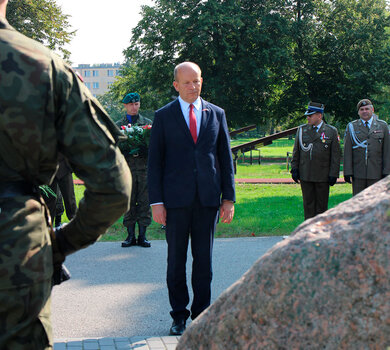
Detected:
[52,59,131,253]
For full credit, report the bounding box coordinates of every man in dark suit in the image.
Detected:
[147,62,235,335]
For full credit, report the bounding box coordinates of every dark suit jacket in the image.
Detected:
[147,98,235,209]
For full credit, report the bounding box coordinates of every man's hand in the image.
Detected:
[291,168,300,184]
[152,204,167,226]
[344,175,352,184]
[220,200,234,224]
[328,176,337,186]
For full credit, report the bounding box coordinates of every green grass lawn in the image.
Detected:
[236,163,292,178]
[231,137,295,159]
[63,173,353,241]
[62,137,349,240]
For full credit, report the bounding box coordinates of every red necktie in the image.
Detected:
[189,104,197,143]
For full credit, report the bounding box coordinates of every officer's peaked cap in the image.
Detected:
[304,101,325,116]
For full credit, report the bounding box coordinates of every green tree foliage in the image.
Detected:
[97,91,124,123]
[6,0,75,60]
[115,0,390,127]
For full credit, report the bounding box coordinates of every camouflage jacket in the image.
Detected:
[0,16,131,289]
[116,114,153,170]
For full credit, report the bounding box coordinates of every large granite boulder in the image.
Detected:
[178,177,390,349]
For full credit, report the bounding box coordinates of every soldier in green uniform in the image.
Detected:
[0,1,132,348]
[116,92,152,248]
[343,99,390,195]
[291,102,341,220]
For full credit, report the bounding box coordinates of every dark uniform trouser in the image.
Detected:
[300,181,329,220]
[352,178,380,196]
[165,196,218,322]
[123,169,151,227]
[0,280,52,350]
[56,173,77,220]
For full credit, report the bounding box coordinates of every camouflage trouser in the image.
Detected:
[123,169,151,228]
[0,279,52,350]
[0,196,53,350]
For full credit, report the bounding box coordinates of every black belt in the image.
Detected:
[0,181,38,198]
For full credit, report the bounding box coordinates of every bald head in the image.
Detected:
[173,62,203,103]
[0,0,7,17]
[174,62,202,81]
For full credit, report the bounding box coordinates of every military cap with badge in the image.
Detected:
[356,99,373,110]
[122,92,140,104]
[304,101,325,116]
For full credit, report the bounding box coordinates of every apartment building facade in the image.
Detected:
[73,63,121,96]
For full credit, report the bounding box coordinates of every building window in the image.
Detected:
[107,70,114,77]
[84,70,91,77]
[93,70,99,77]
[93,82,99,89]
[115,70,120,76]
[85,82,91,89]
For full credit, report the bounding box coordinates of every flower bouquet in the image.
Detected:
[118,123,152,157]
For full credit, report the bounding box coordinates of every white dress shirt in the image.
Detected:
[178,96,202,136]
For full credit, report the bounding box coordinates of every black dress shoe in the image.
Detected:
[169,319,186,335]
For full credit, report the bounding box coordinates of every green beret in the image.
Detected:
[357,99,372,110]
[122,92,140,104]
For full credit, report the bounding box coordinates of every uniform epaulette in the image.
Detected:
[376,118,388,126]
[324,124,337,132]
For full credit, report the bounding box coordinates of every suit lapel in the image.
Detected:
[198,98,211,142]
[171,99,195,143]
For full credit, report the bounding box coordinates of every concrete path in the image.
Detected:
[52,236,284,349]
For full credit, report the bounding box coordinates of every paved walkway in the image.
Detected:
[54,336,179,349]
[52,237,284,349]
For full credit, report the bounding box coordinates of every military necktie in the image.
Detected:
[365,121,369,130]
[189,104,197,143]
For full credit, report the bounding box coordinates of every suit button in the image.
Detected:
[193,169,197,174]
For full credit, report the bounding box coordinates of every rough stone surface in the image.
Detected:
[177,177,390,350]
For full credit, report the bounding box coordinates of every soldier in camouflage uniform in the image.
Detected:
[291,102,341,220]
[343,99,390,195]
[116,92,152,248]
[0,1,132,349]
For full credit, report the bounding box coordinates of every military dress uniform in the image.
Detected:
[343,117,390,195]
[116,114,152,246]
[292,123,341,219]
[0,15,131,350]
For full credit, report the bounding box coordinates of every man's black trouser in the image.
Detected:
[165,196,218,322]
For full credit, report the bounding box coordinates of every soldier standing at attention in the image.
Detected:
[0,0,132,348]
[343,99,390,195]
[116,92,152,248]
[291,102,341,220]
